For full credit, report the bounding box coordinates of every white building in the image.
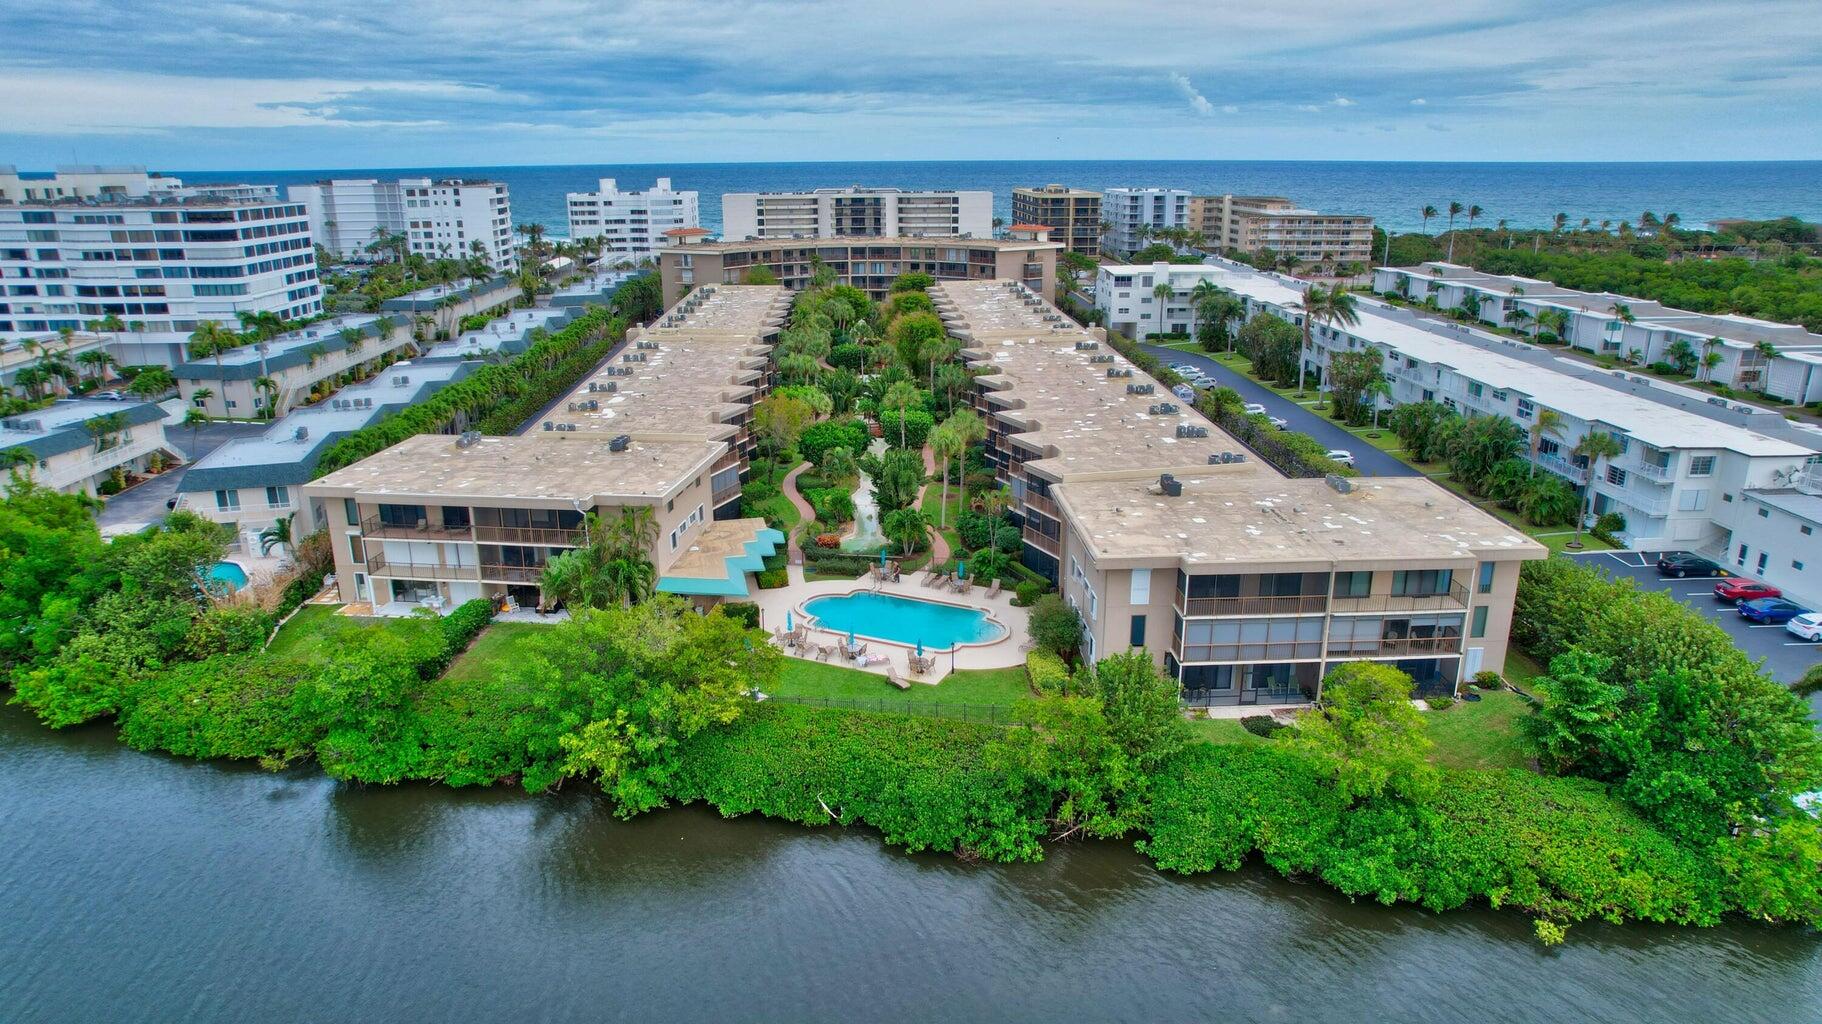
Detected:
[565,178,699,264]
[720,187,992,240]
[290,178,516,273]
[2,173,320,341]
[1374,263,1822,406]
[0,397,175,495]
[1100,187,1190,256]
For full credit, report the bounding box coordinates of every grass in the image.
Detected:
[1424,690,1533,771]
[1186,717,1269,745]
[771,659,1032,706]
[440,622,551,683]
[264,605,423,662]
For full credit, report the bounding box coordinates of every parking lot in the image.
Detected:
[1565,550,1820,715]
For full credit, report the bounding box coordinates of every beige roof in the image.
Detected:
[1056,474,1546,567]
[308,433,721,505]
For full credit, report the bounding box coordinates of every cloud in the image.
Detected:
[1296,104,1323,113]
[1221,104,1240,114]
[1168,72,1216,117]
[1332,95,1356,107]
[1410,97,1428,105]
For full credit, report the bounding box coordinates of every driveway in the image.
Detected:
[1143,344,1418,479]
[1564,550,1820,716]
[96,420,266,535]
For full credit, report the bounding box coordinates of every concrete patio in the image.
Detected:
[752,565,1030,684]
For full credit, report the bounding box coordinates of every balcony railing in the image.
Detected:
[479,562,544,583]
[361,515,473,541]
[1330,578,1469,613]
[1632,459,1674,482]
[1175,641,1325,663]
[1327,634,1464,658]
[1023,491,1059,519]
[472,524,585,546]
[1177,594,1328,617]
[1021,523,1060,556]
[365,553,477,580]
[712,483,741,507]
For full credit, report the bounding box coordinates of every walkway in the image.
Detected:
[1143,344,1418,479]
[915,443,953,565]
[781,461,813,565]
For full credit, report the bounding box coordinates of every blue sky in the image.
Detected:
[4,0,1820,170]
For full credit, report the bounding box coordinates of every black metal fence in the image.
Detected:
[764,694,1015,724]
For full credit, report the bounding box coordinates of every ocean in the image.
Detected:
[176,160,1822,240]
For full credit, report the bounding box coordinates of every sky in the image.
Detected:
[4,0,1822,170]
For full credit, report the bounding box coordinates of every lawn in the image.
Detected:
[1424,690,1534,772]
[771,659,1032,706]
[441,622,552,683]
[264,605,431,662]
[1186,717,1269,745]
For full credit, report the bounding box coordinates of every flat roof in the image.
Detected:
[1055,474,1544,567]
[307,433,722,505]
[667,235,1057,253]
[1743,487,1822,525]
[420,308,574,360]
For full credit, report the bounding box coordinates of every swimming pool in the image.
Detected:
[802,592,1006,650]
[205,561,249,593]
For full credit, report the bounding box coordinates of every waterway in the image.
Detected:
[2,702,1817,1023]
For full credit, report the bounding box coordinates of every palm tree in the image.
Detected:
[1552,213,1569,234]
[929,423,964,529]
[1527,408,1564,478]
[1536,307,1569,343]
[1295,284,1360,395]
[1701,350,1725,383]
[182,407,209,451]
[188,320,237,381]
[1152,281,1176,329]
[1444,202,1464,260]
[76,349,115,384]
[1364,378,1394,430]
[253,376,279,418]
[1420,205,1437,234]
[1466,204,1483,235]
[882,380,920,448]
[1570,431,1624,549]
[1189,279,1222,338]
[259,514,294,558]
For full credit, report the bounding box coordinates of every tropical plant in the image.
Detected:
[1527,408,1564,478]
[258,514,295,557]
[1569,431,1624,547]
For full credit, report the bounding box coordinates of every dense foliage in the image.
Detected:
[1471,250,1822,332]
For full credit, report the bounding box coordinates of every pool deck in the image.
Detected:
[754,566,1029,683]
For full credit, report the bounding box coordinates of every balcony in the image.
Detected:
[1327,634,1464,658]
[479,562,545,583]
[1632,459,1674,482]
[362,515,473,541]
[365,553,477,580]
[1021,523,1060,556]
[1175,641,1325,663]
[472,524,585,546]
[1330,578,1469,613]
[713,482,742,507]
[1023,490,1059,519]
[1177,594,1328,617]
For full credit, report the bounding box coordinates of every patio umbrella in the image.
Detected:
[786,609,793,632]
[957,561,966,580]
[916,639,923,658]
[880,548,887,567]
[848,629,856,649]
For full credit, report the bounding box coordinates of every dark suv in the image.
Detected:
[1655,552,1727,578]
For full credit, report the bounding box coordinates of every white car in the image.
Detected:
[1168,363,1196,375]
[1786,612,1822,642]
[1326,449,1356,467]
[1269,416,1289,429]
[1242,402,1268,416]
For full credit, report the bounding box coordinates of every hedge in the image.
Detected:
[1026,650,1068,695]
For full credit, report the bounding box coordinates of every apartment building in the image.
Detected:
[659,229,1060,305]
[1375,263,1822,405]
[721,187,992,241]
[2,172,320,341]
[301,285,791,614]
[1129,259,1822,602]
[1189,194,1374,265]
[565,178,700,263]
[935,278,1544,704]
[290,178,516,272]
[0,397,174,495]
[174,313,418,419]
[1100,187,1190,255]
[1011,185,1102,257]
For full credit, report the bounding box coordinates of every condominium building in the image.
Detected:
[1189,194,1373,265]
[1112,258,1822,603]
[565,178,700,263]
[301,285,791,614]
[658,229,1061,305]
[0,397,174,495]
[721,187,992,241]
[1011,185,1103,256]
[1100,187,1190,255]
[290,178,516,272]
[174,313,417,419]
[1374,263,1822,405]
[1,172,321,340]
[936,278,1545,704]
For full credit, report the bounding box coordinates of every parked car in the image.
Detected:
[1326,449,1356,467]
[1738,597,1809,624]
[1785,612,1822,642]
[1242,402,1267,416]
[1171,384,1196,403]
[93,390,128,402]
[1168,363,1196,375]
[1186,373,1215,388]
[1713,579,1782,604]
[1268,416,1288,429]
[1655,552,1727,578]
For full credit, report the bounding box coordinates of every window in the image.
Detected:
[1677,489,1708,512]
[1332,571,1371,597]
[214,489,240,511]
[1471,605,1489,639]
[344,498,358,525]
[1129,567,1151,605]
[1802,525,1813,536]
[1757,552,1768,573]
[1129,614,1147,648]
[1477,561,1496,594]
[264,485,289,507]
[1758,508,1770,518]
[1606,465,1627,486]
[1794,561,1806,571]
[1466,382,1483,398]
[1687,455,1715,477]
[1391,569,1453,597]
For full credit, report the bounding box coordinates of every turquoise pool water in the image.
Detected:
[803,592,1006,650]
[206,561,249,592]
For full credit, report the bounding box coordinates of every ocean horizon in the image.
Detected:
[172,159,1822,239]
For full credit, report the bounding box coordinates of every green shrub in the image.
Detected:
[1473,670,1504,690]
[1013,580,1046,607]
[720,602,760,630]
[1426,697,1455,711]
[877,408,933,450]
[1240,715,1287,737]
[756,567,788,589]
[424,599,494,678]
[1025,650,1068,695]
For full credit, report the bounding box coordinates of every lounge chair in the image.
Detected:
[918,570,936,587]
[985,579,1001,599]
[886,665,911,690]
[953,578,973,596]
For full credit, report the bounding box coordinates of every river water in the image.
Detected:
[2,703,1817,1024]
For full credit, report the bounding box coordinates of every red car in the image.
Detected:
[1714,579,1781,603]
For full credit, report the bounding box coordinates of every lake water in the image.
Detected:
[177,160,1822,238]
[2,703,1817,1023]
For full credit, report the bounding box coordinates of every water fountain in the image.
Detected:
[840,439,889,552]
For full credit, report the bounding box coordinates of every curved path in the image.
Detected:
[915,443,953,566]
[780,461,814,565]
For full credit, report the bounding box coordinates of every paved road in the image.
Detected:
[1143,344,1418,479]
[1564,550,1820,716]
[96,420,266,535]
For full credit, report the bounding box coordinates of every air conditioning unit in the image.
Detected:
[1326,474,1354,493]
[1126,383,1154,395]
[1090,354,1114,364]
[543,421,554,431]
[1159,473,1182,497]
[1107,367,1132,378]
[455,430,481,448]
[293,426,308,441]
[1074,340,1098,351]
[1177,424,1209,438]
[609,434,632,452]
[1148,402,1179,415]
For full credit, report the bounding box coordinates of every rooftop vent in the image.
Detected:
[455,431,481,448]
[543,420,554,431]
[1148,402,1179,415]
[391,375,409,385]
[624,352,646,363]
[609,434,632,452]
[1074,341,1099,351]
[1107,367,1132,378]
[1326,474,1354,494]
[1126,383,1155,395]
[1159,473,1182,497]
[1177,424,1209,438]
[637,340,659,350]
[293,426,308,441]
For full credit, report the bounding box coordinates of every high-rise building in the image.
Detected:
[1100,187,1190,255]
[1189,194,1373,265]
[1,167,321,340]
[721,187,992,240]
[289,178,516,273]
[565,178,700,264]
[1011,184,1102,256]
